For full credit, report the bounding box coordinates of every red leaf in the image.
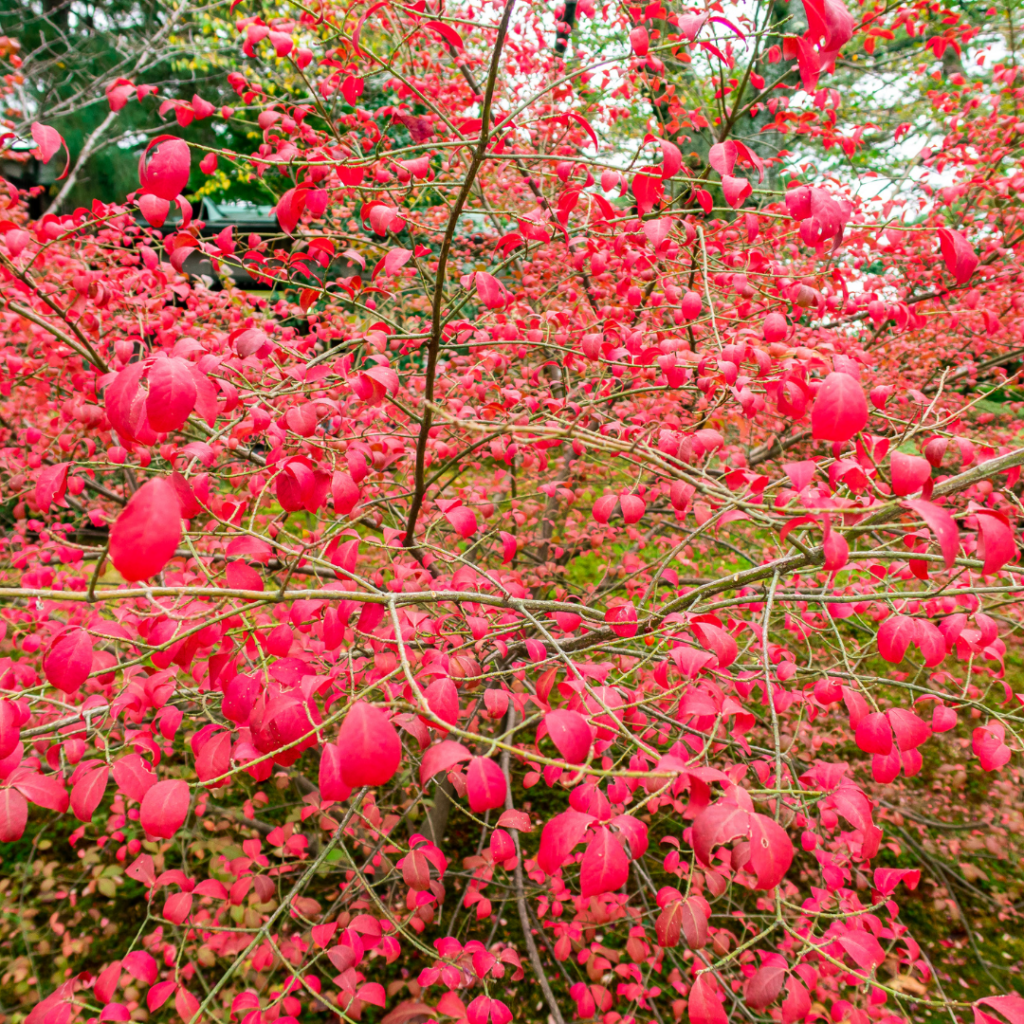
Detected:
[196,731,231,787]
[140,778,191,839]
[782,978,811,1024]
[937,227,979,284]
[593,494,618,523]
[112,753,158,802]
[109,477,182,581]
[689,973,728,1024]
[973,721,1011,771]
[147,980,176,1012]
[811,372,868,442]
[890,451,931,496]
[691,622,737,668]
[747,813,793,890]
[579,826,629,897]
[146,356,197,432]
[745,965,787,1010]
[888,708,930,750]
[35,462,69,513]
[43,627,94,693]
[423,19,463,48]
[475,271,507,309]
[337,701,401,787]
[801,0,854,50]
[139,135,191,200]
[619,494,646,524]
[974,510,1016,574]
[544,709,591,764]
[837,930,885,971]
[537,808,594,875]
[606,602,638,638]
[12,771,68,811]
[419,739,471,786]
[31,123,69,179]
[226,561,264,591]
[722,175,751,208]
[629,25,649,55]
[123,949,157,984]
[70,766,108,822]
[978,994,1024,1024]
[466,757,506,812]
[0,787,27,842]
[904,498,959,570]
[444,505,478,538]
[496,807,532,831]
[822,528,849,571]
[319,742,352,801]
[855,711,893,755]
[692,801,751,865]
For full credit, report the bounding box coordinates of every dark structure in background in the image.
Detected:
[0,140,59,218]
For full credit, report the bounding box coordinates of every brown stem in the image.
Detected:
[500,707,567,1024]
[403,0,517,559]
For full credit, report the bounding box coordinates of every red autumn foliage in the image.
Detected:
[2,0,1024,1022]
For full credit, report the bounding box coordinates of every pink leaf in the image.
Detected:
[420,740,471,786]
[319,742,352,802]
[937,227,979,284]
[139,136,191,200]
[466,757,506,812]
[140,779,190,838]
[30,123,69,179]
[890,451,931,495]
[544,709,592,765]
[692,801,751,865]
[974,510,1016,574]
[811,372,868,442]
[500,531,517,563]
[70,766,108,823]
[112,753,158,802]
[109,477,182,582]
[973,722,1011,771]
[337,701,401,787]
[721,175,751,208]
[689,973,728,1024]
[424,19,463,48]
[801,0,854,50]
[332,470,361,515]
[606,602,638,638]
[838,931,885,971]
[855,711,893,755]
[475,271,507,309]
[747,813,793,890]
[691,622,737,668]
[0,788,27,842]
[822,528,849,571]
[497,807,533,831]
[146,356,197,432]
[619,494,645,524]
[35,462,69,513]
[123,950,158,985]
[537,808,594,874]
[579,826,629,897]
[904,498,959,570]
[593,494,619,523]
[629,25,649,55]
[43,628,94,693]
[745,965,787,1010]
[444,505,478,538]
[147,980,176,1012]
[888,708,930,750]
